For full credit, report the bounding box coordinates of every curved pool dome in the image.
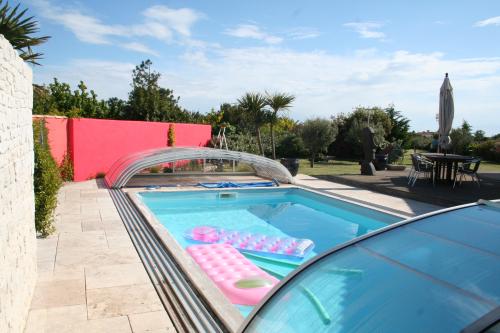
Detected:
[239,199,500,333]
[105,147,295,188]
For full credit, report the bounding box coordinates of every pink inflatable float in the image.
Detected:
[187,243,279,306]
[185,225,314,259]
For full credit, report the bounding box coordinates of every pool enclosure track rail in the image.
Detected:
[105,147,294,188]
[109,188,227,333]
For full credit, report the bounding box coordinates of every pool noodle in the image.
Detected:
[258,266,332,326]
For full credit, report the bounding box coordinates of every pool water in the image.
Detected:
[138,188,400,315]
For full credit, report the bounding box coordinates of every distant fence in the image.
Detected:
[33,116,212,181]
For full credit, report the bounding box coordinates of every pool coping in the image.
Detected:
[125,184,406,332]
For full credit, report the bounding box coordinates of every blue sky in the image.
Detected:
[26,0,500,134]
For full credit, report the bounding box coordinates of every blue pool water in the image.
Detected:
[138,188,400,315]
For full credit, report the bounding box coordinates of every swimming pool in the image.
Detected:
[137,188,401,316]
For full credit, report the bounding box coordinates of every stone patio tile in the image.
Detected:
[73,316,132,333]
[81,208,102,219]
[36,237,58,262]
[56,207,83,217]
[128,311,175,332]
[85,263,151,289]
[101,216,124,224]
[58,230,107,250]
[37,260,54,275]
[81,219,104,232]
[54,220,83,233]
[81,202,102,212]
[38,265,84,283]
[106,233,134,249]
[100,209,121,220]
[56,246,140,268]
[56,214,82,222]
[63,188,81,196]
[102,221,127,233]
[25,305,87,333]
[97,196,114,204]
[87,284,163,319]
[30,279,86,309]
[24,308,47,333]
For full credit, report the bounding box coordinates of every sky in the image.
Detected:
[25,0,500,135]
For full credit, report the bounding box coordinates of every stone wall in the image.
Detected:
[0,35,36,333]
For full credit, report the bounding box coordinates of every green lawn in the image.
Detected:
[299,151,500,176]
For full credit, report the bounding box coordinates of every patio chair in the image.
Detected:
[408,154,434,187]
[453,158,481,189]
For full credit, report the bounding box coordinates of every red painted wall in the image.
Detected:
[33,116,68,165]
[69,118,211,181]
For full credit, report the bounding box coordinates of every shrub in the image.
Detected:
[386,140,405,164]
[33,120,62,237]
[149,165,162,173]
[276,134,306,158]
[59,152,73,181]
[301,118,338,167]
[167,124,175,146]
[471,140,500,162]
[227,133,261,155]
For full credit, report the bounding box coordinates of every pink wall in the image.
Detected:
[33,116,68,165]
[69,118,211,181]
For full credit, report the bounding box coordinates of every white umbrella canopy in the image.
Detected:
[438,73,454,152]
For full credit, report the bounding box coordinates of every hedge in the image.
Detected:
[33,120,62,237]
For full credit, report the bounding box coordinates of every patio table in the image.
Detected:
[421,153,474,184]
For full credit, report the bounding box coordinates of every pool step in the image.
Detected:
[109,189,227,333]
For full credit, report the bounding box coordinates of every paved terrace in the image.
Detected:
[24,180,175,333]
[315,170,500,207]
[26,174,441,332]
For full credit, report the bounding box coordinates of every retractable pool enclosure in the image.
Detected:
[239,200,500,333]
[105,147,295,188]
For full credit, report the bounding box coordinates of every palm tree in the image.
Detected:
[266,92,295,159]
[0,0,50,65]
[237,92,269,156]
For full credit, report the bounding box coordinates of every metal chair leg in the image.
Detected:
[475,173,481,187]
[411,171,419,187]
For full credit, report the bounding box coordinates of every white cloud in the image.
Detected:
[474,16,500,27]
[30,0,202,53]
[34,60,135,99]
[225,24,283,44]
[344,22,386,40]
[142,5,201,36]
[287,27,320,40]
[120,42,159,56]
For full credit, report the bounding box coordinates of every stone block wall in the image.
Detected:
[0,34,36,333]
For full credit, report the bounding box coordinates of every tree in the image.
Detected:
[237,92,269,155]
[331,107,392,158]
[385,105,410,143]
[266,92,295,159]
[473,130,486,142]
[126,59,184,121]
[0,0,50,65]
[301,118,337,167]
[33,78,110,118]
[450,120,474,155]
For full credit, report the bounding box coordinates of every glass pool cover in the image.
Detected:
[241,202,500,333]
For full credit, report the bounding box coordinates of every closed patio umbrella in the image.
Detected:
[438,73,454,153]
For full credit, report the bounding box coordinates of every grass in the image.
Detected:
[299,150,500,176]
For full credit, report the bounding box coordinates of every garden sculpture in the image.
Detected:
[361,127,376,175]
